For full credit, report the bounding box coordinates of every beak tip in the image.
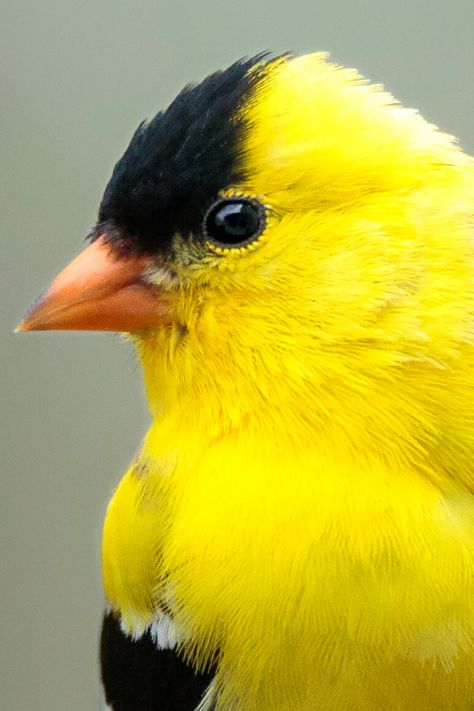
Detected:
[15,318,35,333]
[15,293,48,333]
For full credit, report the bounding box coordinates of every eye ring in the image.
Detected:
[203,197,267,249]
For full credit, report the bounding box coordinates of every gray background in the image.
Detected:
[2,1,474,709]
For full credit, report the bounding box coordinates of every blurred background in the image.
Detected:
[2,1,474,708]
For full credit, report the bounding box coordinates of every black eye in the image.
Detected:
[204,198,266,247]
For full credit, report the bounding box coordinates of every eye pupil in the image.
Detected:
[204,198,265,246]
[215,204,255,237]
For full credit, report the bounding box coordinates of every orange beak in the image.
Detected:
[16,236,173,333]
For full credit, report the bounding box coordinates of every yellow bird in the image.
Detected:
[18,52,474,711]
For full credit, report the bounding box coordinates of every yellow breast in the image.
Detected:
[103,418,474,710]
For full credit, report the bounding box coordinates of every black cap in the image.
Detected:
[92,54,279,255]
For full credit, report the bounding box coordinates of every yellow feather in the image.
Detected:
[103,53,474,709]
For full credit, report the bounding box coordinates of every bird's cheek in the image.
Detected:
[16,236,177,333]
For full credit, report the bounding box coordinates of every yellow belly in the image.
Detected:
[102,433,474,710]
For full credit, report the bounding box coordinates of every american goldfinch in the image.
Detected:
[18,53,474,711]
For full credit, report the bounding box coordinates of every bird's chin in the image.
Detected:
[16,236,177,333]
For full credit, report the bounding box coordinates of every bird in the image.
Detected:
[17,52,474,710]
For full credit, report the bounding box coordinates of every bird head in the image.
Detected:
[18,53,474,456]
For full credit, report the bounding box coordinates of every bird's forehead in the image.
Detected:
[94,54,283,254]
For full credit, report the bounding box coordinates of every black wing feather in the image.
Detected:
[100,611,215,711]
